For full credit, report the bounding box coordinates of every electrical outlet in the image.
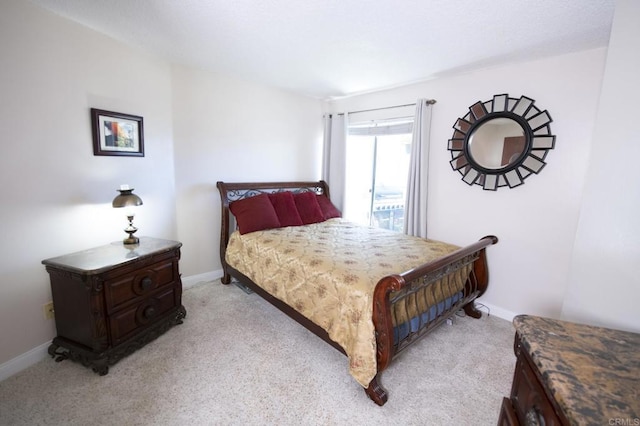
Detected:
[43,301,55,320]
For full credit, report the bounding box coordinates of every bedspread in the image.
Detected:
[225,218,461,387]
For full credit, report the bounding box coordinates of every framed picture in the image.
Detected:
[91,108,144,157]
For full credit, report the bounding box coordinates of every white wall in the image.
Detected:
[562,0,640,333]
[0,0,177,365]
[327,48,607,321]
[171,65,323,277]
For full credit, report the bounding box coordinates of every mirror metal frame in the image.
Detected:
[448,94,556,191]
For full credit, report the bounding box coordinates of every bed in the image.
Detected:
[216,180,497,405]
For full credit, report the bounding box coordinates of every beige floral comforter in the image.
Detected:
[225,218,461,387]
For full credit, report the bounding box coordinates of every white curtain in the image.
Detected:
[322,113,348,211]
[404,99,433,238]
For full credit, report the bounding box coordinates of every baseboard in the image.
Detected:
[181,269,223,290]
[0,341,51,382]
[476,301,519,323]
[0,269,223,383]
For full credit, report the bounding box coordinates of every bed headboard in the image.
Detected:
[216,180,331,282]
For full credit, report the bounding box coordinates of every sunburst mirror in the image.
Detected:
[448,94,556,191]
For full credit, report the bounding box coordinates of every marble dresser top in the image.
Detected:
[513,315,640,425]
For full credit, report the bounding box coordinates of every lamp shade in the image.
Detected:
[112,186,143,245]
[112,188,143,208]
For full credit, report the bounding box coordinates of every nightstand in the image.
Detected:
[42,237,186,375]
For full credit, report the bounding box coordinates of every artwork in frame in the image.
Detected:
[91,108,144,157]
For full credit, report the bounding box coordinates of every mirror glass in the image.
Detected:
[468,118,525,170]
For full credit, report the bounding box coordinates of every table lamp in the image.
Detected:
[112,184,143,244]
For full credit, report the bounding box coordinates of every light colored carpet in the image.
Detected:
[0,280,516,425]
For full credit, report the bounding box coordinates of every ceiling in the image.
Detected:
[29,0,615,100]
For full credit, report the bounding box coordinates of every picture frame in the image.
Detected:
[91,108,144,157]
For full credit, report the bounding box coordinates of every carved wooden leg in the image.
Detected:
[365,375,388,406]
[221,272,231,284]
[48,342,69,363]
[175,306,187,324]
[92,361,109,376]
[47,343,59,358]
[463,302,482,319]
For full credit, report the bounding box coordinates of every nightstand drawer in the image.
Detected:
[108,287,179,344]
[105,259,177,313]
[512,355,562,425]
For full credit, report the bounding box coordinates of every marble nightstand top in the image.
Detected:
[513,315,640,425]
[42,237,181,275]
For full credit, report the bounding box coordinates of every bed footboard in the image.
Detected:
[367,235,498,405]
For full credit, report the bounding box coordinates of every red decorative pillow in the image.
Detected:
[316,195,341,220]
[294,191,325,224]
[268,191,303,227]
[229,193,281,234]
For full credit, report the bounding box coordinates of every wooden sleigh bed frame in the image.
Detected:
[217,180,498,405]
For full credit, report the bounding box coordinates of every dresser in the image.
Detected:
[42,237,186,375]
[499,315,640,425]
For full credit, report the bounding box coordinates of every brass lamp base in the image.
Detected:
[123,215,140,245]
[123,235,140,245]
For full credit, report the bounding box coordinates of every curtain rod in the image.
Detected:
[334,99,436,116]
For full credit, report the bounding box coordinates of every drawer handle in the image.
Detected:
[141,277,153,290]
[143,306,156,318]
[525,406,545,426]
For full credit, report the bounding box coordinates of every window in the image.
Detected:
[343,118,413,231]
